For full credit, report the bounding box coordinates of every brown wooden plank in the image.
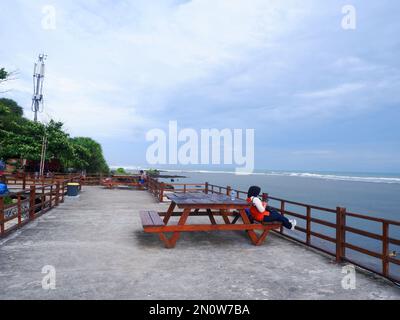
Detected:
[163,202,176,224]
[166,192,248,206]
[148,211,164,226]
[207,209,217,225]
[139,211,155,227]
[142,223,279,233]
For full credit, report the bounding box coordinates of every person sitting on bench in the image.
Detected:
[247,186,297,230]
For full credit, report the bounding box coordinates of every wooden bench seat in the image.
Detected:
[140,210,164,230]
[231,210,282,228]
[140,209,282,249]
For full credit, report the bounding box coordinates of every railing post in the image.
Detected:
[227,186,232,196]
[61,181,65,203]
[0,197,4,236]
[55,182,60,206]
[306,206,311,245]
[159,182,165,202]
[29,185,36,220]
[22,173,26,191]
[205,182,209,194]
[184,184,187,193]
[50,185,53,208]
[41,186,45,211]
[17,194,22,226]
[280,200,285,234]
[382,222,389,277]
[336,207,346,263]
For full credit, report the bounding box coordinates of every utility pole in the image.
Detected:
[39,134,48,177]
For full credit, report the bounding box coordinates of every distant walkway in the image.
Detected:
[0,186,399,299]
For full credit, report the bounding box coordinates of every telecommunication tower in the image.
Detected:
[32,54,47,122]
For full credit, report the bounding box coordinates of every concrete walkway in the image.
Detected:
[0,186,399,300]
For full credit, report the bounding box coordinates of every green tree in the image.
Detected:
[0,98,110,174]
[0,98,23,117]
[115,167,127,175]
[0,68,8,82]
[70,137,109,174]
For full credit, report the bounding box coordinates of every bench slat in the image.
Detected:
[139,211,154,227]
[139,210,164,228]
[148,211,164,226]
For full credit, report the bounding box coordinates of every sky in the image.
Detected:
[1,0,400,173]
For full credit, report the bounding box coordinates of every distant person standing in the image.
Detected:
[139,170,147,185]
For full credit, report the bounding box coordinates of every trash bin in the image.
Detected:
[0,183,9,195]
[67,183,80,197]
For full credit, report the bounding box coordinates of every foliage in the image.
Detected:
[0,98,23,117]
[146,168,160,176]
[115,167,127,175]
[0,68,7,80]
[3,196,13,206]
[69,137,110,174]
[0,97,109,174]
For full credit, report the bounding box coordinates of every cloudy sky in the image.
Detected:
[1,0,400,172]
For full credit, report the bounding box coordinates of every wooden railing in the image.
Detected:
[207,183,400,283]
[3,173,398,283]
[0,175,81,237]
[146,176,206,202]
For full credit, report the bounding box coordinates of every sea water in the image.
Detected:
[159,170,400,279]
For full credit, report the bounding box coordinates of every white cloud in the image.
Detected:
[296,83,366,99]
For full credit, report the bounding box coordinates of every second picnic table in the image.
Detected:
[140,192,281,248]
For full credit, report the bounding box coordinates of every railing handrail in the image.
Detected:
[2,174,399,282]
[204,182,400,283]
[1,175,80,237]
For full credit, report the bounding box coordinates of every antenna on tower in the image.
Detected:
[32,53,47,122]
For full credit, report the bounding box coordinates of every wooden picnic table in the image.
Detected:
[140,192,281,248]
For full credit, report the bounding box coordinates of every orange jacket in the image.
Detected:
[247,197,270,222]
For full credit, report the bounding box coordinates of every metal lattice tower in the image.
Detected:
[32,54,47,122]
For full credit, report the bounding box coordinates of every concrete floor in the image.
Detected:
[0,186,399,300]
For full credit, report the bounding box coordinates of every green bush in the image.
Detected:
[115,167,127,175]
[3,196,13,206]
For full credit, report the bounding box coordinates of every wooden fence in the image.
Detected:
[0,175,81,237]
[142,179,400,282]
[206,183,400,283]
[2,173,399,283]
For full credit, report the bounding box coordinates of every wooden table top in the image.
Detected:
[166,192,249,208]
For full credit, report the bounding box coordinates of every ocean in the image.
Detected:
[157,169,400,280]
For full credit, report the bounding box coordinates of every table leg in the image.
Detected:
[254,229,271,246]
[238,209,261,245]
[163,202,176,224]
[220,209,231,224]
[159,208,191,248]
[207,209,217,225]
